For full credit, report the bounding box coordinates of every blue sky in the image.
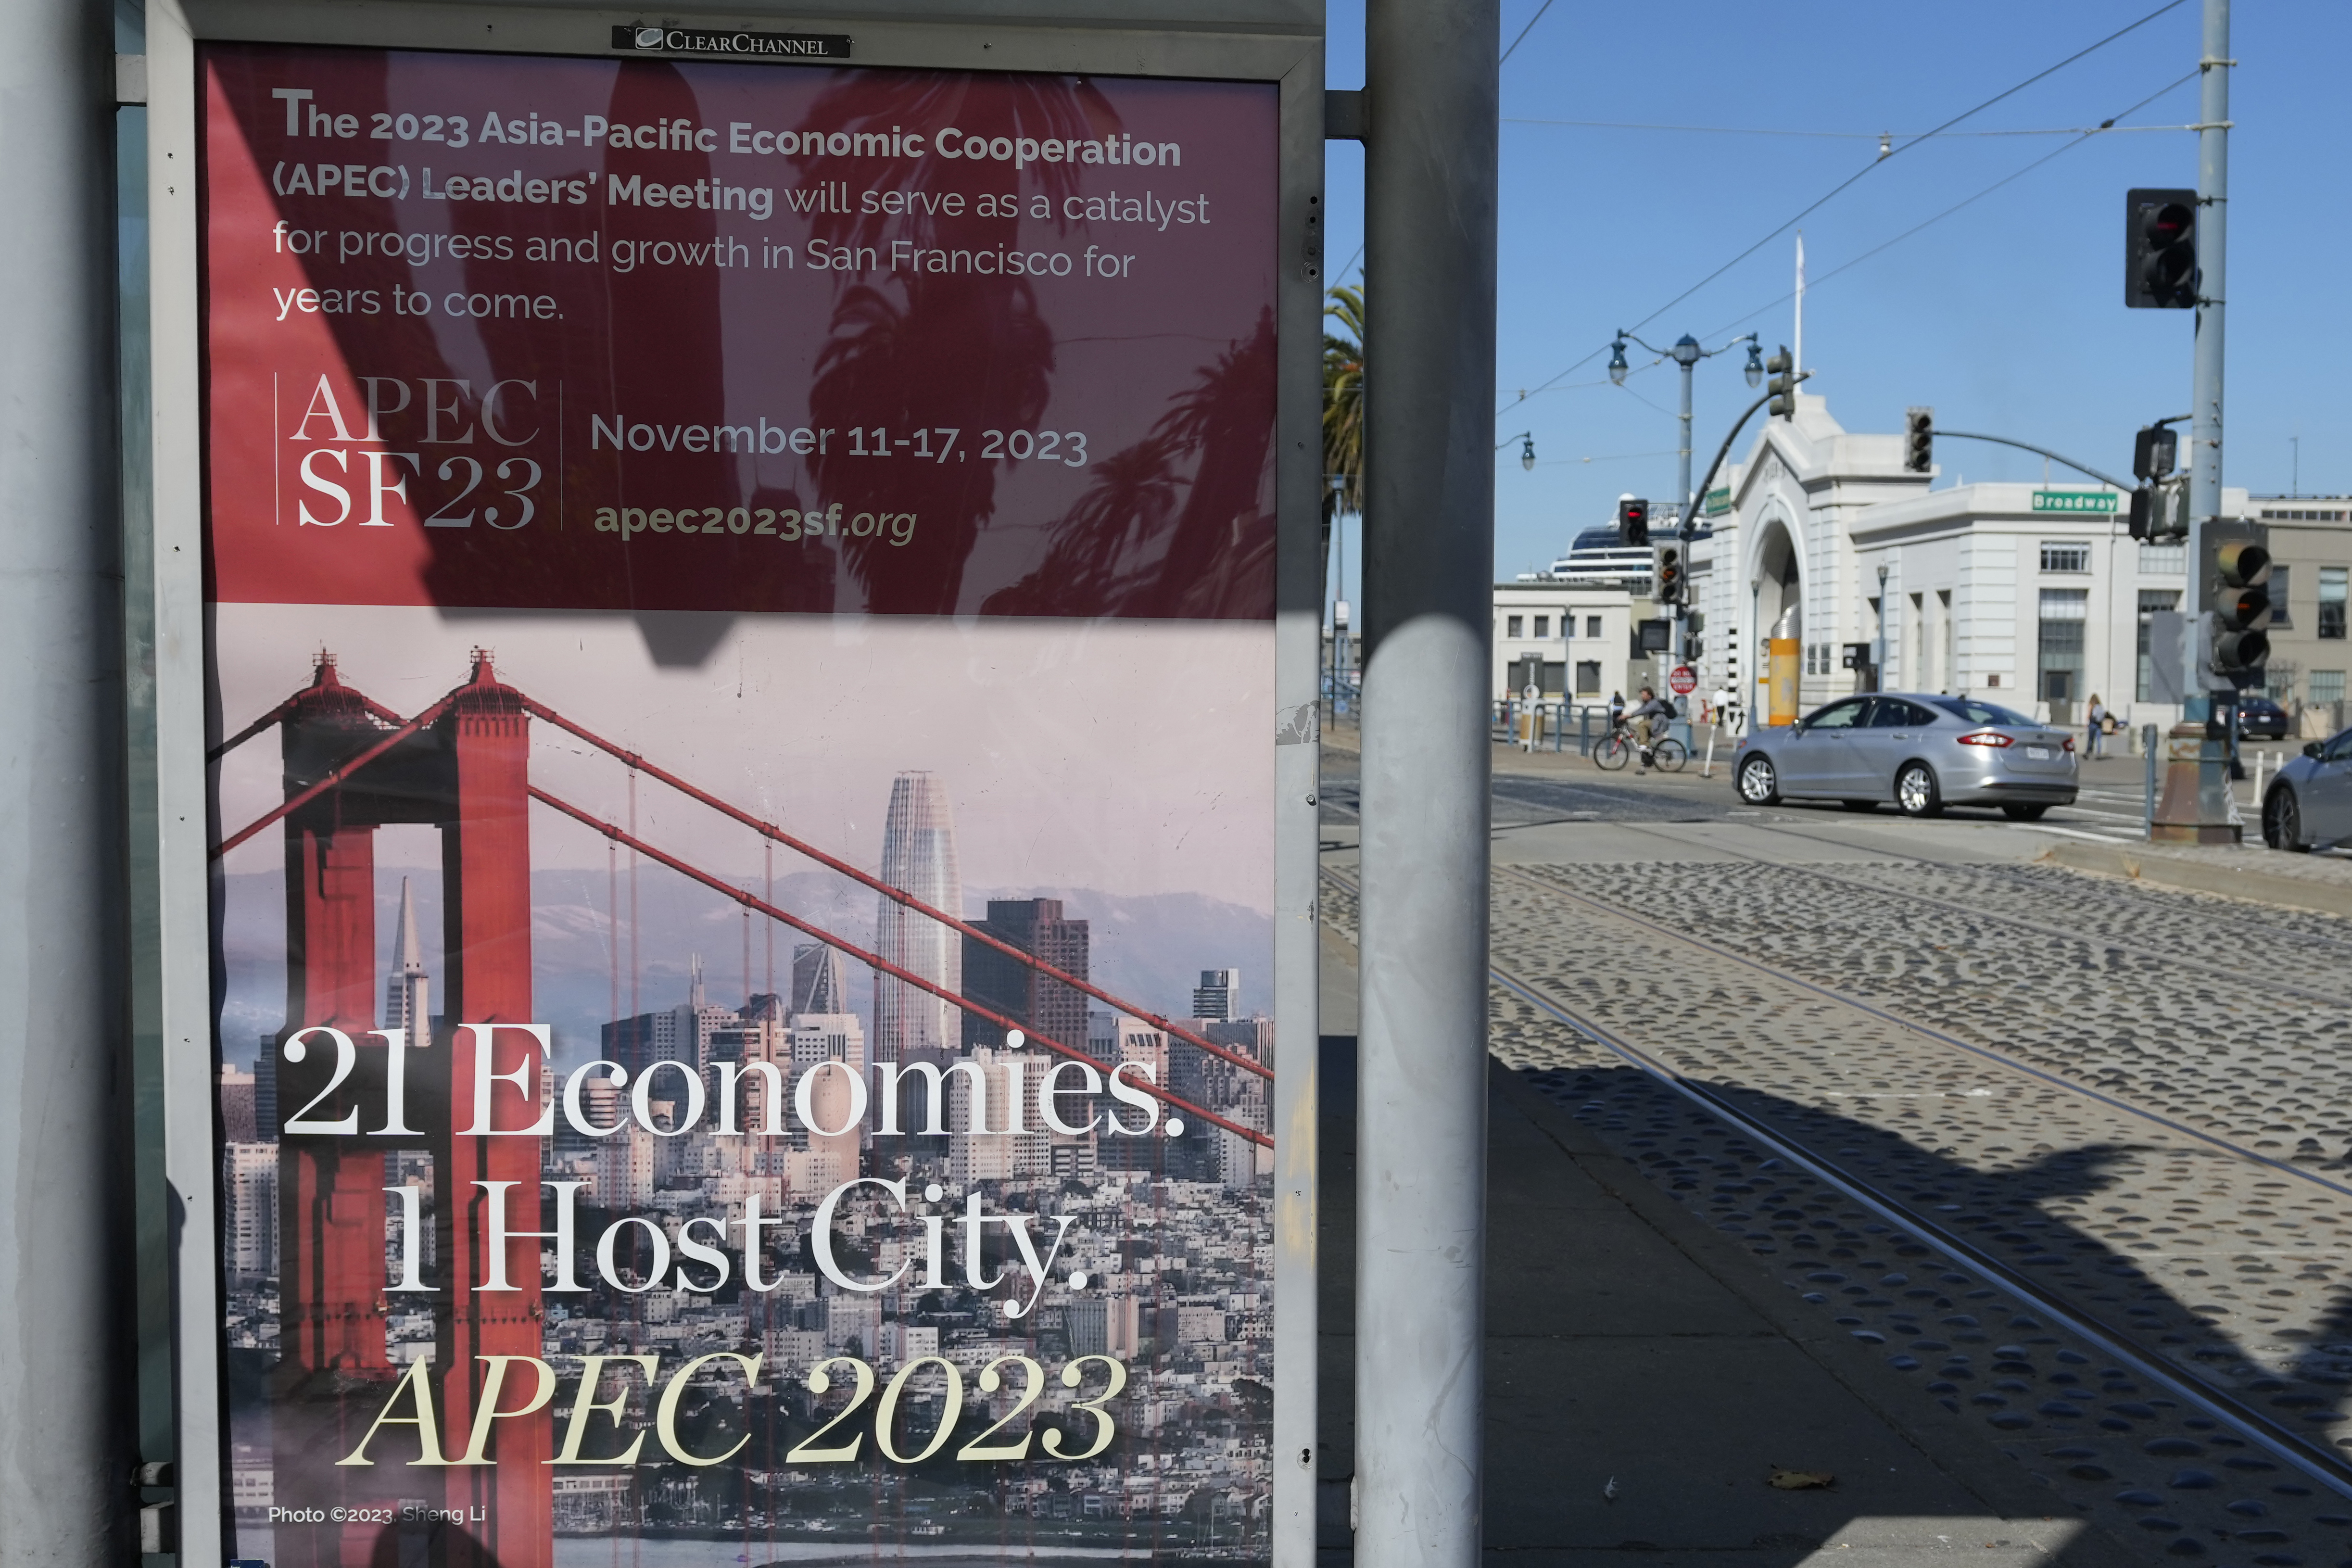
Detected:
[1320,0,2352,595]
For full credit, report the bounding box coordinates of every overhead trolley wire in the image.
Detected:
[1497,0,2190,413]
[1503,116,2190,140]
[1499,0,1557,64]
[1698,68,2200,341]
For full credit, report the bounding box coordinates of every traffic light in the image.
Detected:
[2126,187,2198,309]
[2199,523,2271,686]
[1618,496,1650,546]
[1765,347,1796,419]
[1903,406,1934,474]
[2132,424,2177,481]
[1654,544,1685,606]
[2129,477,2190,543]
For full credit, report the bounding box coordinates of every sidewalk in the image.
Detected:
[2032,835,2352,918]
[1315,934,2133,1567]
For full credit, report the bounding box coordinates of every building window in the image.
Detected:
[1505,615,1523,638]
[2138,542,2185,575]
[2037,587,2088,703]
[2040,541,2091,573]
[1532,616,1550,639]
[2320,568,2347,640]
[1585,615,1602,639]
[2136,590,2178,702]
[1575,660,1601,695]
[2269,565,2292,628]
[1508,657,1564,696]
[2312,671,2347,708]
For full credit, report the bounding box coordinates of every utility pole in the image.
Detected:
[1610,331,1759,675]
[2188,0,2229,561]
[1357,1,1495,1567]
[0,0,138,1560]
[2160,0,2236,838]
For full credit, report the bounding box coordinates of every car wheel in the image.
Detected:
[1737,754,1780,806]
[2001,803,2049,821]
[2264,786,2308,852]
[1841,799,1877,813]
[1895,762,1943,818]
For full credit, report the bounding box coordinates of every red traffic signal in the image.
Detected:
[1618,496,1650,545]
[2126,187,2198,309]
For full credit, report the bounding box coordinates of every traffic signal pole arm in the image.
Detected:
[1686,377,1803,522]
[1929,430,2132,493]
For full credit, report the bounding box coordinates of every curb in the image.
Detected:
[2035,838,2352,919]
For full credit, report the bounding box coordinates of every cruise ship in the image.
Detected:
[1515,499,1710,588]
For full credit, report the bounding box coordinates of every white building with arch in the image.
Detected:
[1690,393,2233,733]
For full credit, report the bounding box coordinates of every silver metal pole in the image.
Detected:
[2176,0,2231,833]
[2188,0,2229,552]
[0,0,137,1558]
[1358,0,1495,1564]
[1676,357,1694,519]
[1673,356,1693,670]
[2183,0,2230,721]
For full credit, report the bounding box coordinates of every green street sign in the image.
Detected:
[2031,489,2120,514]
[1702,486,1731,518]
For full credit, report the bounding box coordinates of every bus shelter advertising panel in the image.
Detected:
[200,40,1279,1568]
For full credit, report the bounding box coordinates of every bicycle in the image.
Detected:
[1593,721,1686,773]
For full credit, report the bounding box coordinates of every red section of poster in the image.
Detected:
[203,45,1278,619]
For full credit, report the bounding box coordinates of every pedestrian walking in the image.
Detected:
[1608,690,1625,730]
[2086,694,2107,759]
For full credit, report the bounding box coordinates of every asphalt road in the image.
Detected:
[1321,729,2289,844]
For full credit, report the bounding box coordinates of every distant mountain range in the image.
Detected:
[216,867,1272,1071]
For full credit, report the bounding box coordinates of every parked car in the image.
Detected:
[2237,695,2291,741]
[1732,693,2079,819]
[2262,726,2352,851]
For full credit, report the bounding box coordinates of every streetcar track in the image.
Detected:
[1482,959,2352,1501]
[1320,860,2352,1497]
[1581,817,2352,1011]
[1492,860,2352,1204]
[1701,812,2352,962]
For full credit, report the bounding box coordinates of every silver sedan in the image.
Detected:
[1732,693,2080,819]
[2261,726,2352,852]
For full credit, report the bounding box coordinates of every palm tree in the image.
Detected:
[1322,284,1365,586]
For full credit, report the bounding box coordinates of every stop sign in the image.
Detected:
[1669,664,1697,696]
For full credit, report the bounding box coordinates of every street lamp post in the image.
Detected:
[1875,563,1890,694]
[1611,330,1760,672]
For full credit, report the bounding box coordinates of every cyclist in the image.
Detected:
[1625,686,1674,770]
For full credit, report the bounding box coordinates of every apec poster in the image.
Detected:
[200,42,1278,1568]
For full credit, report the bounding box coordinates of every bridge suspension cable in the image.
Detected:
[516,694,1271,1084]
[529,784,1270,1149]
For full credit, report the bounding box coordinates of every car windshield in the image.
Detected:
[1930,697,2033,727]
